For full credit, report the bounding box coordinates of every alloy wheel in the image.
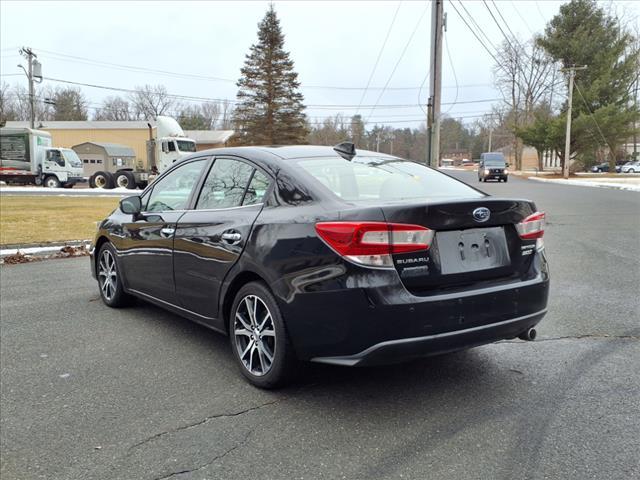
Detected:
[234,295,276,376]
[98,249,117,301]
[95,175,107,188]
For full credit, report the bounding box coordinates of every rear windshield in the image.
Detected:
[295,156,484,202]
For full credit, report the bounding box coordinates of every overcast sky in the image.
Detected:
[1,1,638,129]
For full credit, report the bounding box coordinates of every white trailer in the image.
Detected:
[0,127,85,188]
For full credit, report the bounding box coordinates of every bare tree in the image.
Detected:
[94,96,133,121]
[200,102,221,129]
[0,83,17,123]
[129,84,175,120]
[493,39,558,169]
[220,99,234,130]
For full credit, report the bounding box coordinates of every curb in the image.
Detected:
[0,240,92,261]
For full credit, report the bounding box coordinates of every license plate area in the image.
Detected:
[436,227,511,275]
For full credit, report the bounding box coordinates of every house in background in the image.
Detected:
[441,149,471,166]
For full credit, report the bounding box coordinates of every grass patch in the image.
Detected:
[0,196,120,246]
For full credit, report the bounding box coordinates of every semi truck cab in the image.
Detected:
[158,137,197,172]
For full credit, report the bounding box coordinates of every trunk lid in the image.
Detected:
[380,198,538,294]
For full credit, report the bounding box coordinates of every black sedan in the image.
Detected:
[91,144,549,388]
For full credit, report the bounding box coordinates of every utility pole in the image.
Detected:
[634,74,638,160]
[488,127,493,151]
[560,65,587,179]
[18,47,43,129]
[426,0,444,167]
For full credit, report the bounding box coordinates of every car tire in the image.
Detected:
[114,171,137,189]
[229,281,298,389]
[504,177,508,182]
[92,171,114,189]
[43,175,61,188]
[96,243,134,308]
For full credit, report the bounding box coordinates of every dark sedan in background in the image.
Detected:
[91,144,549,388]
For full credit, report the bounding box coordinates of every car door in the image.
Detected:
[173,157,272,321]
[118,158,209,304]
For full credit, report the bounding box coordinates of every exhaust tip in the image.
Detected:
[518,328,537,341]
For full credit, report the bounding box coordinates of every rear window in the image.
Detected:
[296,156,483,202]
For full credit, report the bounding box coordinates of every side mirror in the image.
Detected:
[120,195,142,215]
[506,163,511,168]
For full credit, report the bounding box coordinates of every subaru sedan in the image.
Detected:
[90,144,549,388]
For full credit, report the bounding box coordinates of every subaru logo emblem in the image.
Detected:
[472,207,491,223]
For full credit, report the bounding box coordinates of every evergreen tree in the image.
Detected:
[234,5,308,145]
[52,87,88,121]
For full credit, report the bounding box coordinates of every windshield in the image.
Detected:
[61,149,83,168]
[482,153,505,165]
[296,156,484,202]
[177,140,196,153]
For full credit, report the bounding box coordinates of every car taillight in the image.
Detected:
[516,212,545,239]
[315,222,433,268]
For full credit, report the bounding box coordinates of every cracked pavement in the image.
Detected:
[1,172,639,479]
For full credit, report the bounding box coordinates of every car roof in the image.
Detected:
[194,145,394,161]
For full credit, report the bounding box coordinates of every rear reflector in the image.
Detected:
[516,212,545,239]
[315,222,433,268]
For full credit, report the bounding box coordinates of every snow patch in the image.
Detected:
[528,176,640,192]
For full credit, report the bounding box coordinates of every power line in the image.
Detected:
[364,6,429,123]
[448,1,501,66]
[440,31,459,118]
[8,91,495,126]
[456,1,497,52]
[574,81,617,158]
[509,0,535,36]
[355,1,402,116]
[534,1,547,23]
[40,76,501,110]
[482,1,518,54]
[25,46,488,92]
[491,0,520,45]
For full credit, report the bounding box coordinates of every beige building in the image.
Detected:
[4,121,234,170]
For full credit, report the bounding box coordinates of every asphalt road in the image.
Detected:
[1,173,639,480]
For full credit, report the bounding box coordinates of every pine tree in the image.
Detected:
[234,5,308,145]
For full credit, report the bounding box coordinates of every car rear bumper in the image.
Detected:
[311,309,546,366]
[275,251,549,362]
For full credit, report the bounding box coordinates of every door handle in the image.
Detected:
[160,227,175,237]
[221,232,242,244]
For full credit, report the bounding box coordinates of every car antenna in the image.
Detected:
[333,141,356,161]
